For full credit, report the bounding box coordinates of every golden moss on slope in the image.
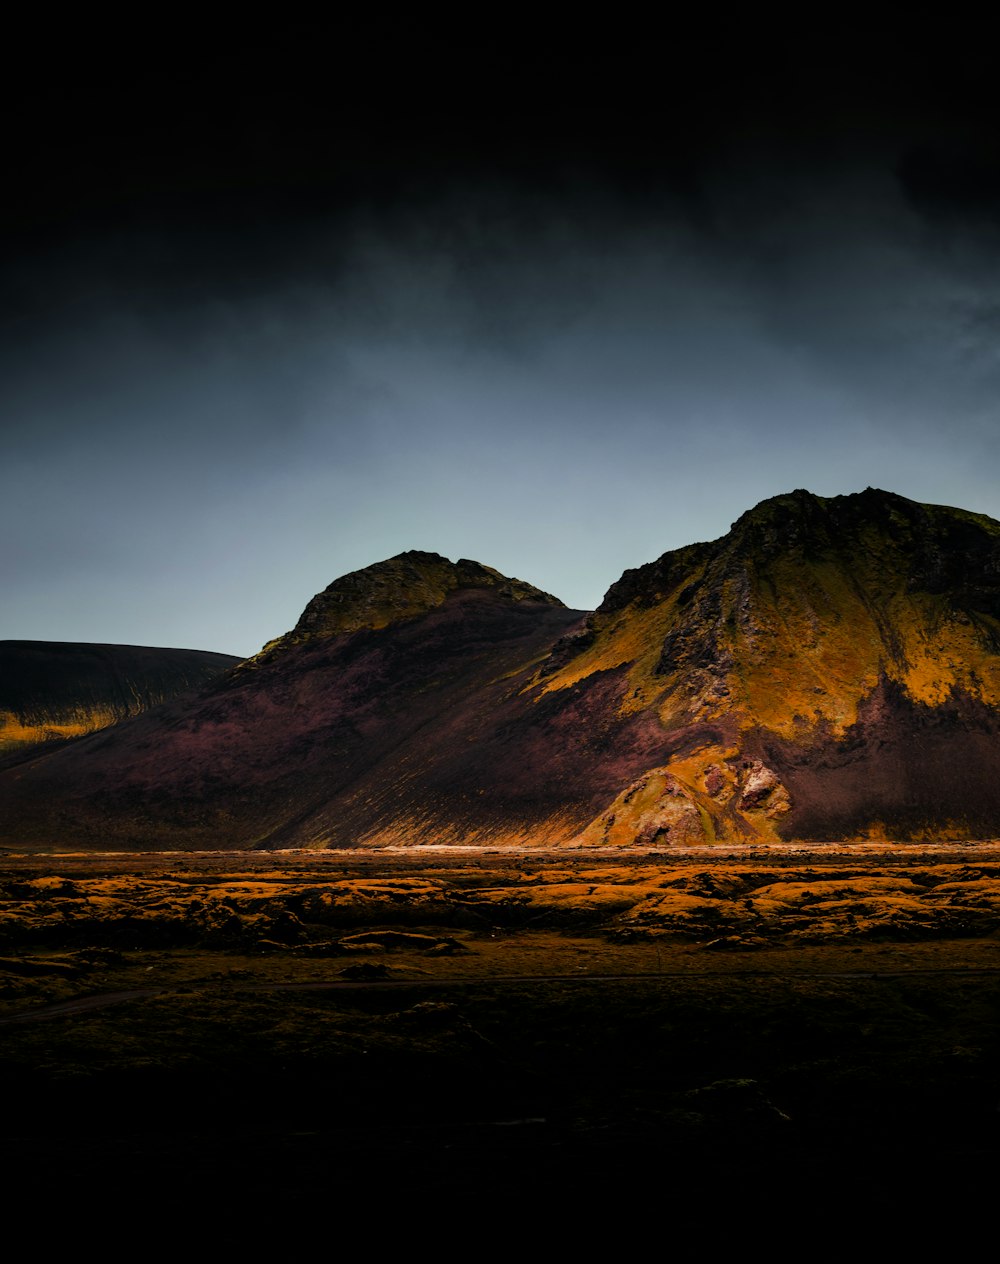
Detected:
[540,489,1000,740]
[0,707,122,752]
[537,601,681,709]
[576,745,793,848]
[534,490,1000,844]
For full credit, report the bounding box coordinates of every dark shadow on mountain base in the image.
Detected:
[765,677,1000,840]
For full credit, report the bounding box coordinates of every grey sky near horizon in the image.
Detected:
[5,32,1000,658]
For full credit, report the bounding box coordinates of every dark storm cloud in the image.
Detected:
[6,28,1000,653]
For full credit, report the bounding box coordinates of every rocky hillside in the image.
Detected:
[0,642,241,757]
[540,488,1000,844]
[4,491,1000,849]
[0,555,582,849]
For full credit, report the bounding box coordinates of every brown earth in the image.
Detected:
[3,845,1000,1234]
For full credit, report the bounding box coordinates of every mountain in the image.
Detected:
[3,491,1000,849]
[553,487,1000,844]
[0,553,582,848]
[0,642,241,758]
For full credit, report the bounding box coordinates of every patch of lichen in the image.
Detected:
[5,853,1000,997]
[0,706,122,754]
[536,601,679,710]
[576,741,796,848]
[723,555,887,736]
[726,554,1000,738]
[579,768,710,848]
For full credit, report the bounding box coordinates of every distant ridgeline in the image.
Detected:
[0,642,241,755]
[3,489,1000,849]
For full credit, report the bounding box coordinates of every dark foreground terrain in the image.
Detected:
[3,844,1000,1240]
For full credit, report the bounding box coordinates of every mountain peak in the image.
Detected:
[732,486,1000,537]
[253,551,564,660]
[726,487,1000,565]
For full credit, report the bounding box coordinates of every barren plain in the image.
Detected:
[3,843,1000,1236]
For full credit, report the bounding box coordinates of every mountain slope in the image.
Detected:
[4,492,1000,850]
[0,555,585,848]
[541,488,1000,843]
[0,641,241,757]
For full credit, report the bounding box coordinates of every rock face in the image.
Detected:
[0,642,241,757]
[4,491,1000,849]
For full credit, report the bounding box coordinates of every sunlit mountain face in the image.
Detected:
[547,488,1000,844]
[4,489,1000,850]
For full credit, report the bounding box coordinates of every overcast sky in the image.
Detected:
[4,23,1000,656]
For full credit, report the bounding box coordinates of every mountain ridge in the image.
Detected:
[0,641,242,758]
[3,488,1000,849]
